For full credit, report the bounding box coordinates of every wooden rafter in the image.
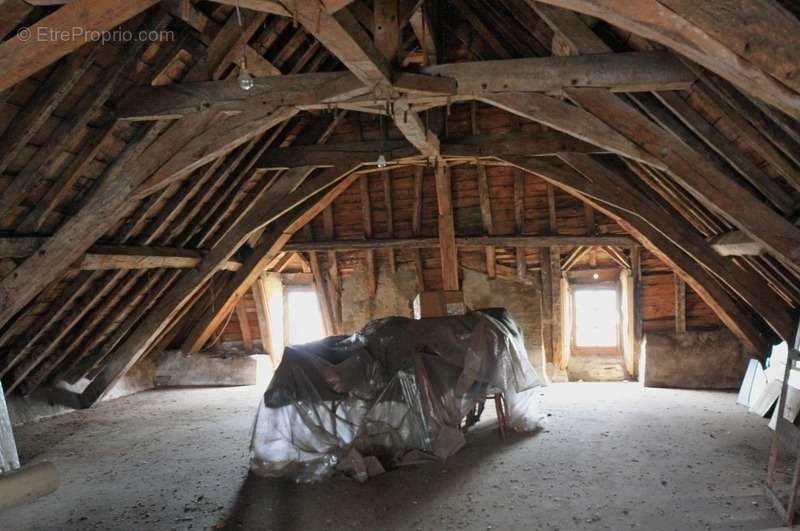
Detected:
[505,155,771,353]
[531,0,800,118]
[0,0,159,91]
[81,164,357,405]
[179,166,359,355]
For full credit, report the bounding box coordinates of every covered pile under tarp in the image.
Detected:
[249,308,544,482]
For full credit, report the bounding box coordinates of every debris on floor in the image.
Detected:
[249,308,544,482]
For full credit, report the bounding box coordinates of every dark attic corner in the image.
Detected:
[0,0,799,529]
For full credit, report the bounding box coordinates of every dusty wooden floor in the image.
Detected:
[0,382,786,530]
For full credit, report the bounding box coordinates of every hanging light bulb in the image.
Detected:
[376,154,387,168]
[234,0,253,91]
[238,63,254,91]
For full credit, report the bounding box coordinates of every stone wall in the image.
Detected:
[338,265,551,380]
[640,328,751,389]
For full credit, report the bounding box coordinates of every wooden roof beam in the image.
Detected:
[505,155,771,353]
[283,235,637,252]
[117,51,692,121]
[710,231,766,257]
[290,3,441,158]
[531,0,800,119]
[255,130,603,168]
[0,0,159,91]
[566,86,800,276]
[0,238,243,270]
[0,17,301,331]
[424,51,695,95]
[80,165,357,406]
[179,166,359,354]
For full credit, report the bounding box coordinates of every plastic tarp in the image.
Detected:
[250,308,544,482]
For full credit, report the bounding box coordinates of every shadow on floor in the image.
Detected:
[218,423,541,531]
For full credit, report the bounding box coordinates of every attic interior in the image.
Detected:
[0,0,799,529]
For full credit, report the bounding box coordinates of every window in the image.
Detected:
[573,288,619,348]
[285,288,326,345]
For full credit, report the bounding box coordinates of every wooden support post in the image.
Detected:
[382,172,397,273]
[235,301,253,353]
[360,175,377,295]
[435,163,459,291]
[631,246,643,344]
[477,161,496,279]
[550,248,563,368]
[674,274,686,335]
[308,251,335,337]
[540,248,555,365]
[412,166,426,291]
[374,0,400,61]
[322,205,341,332]
[409,1,437,66]
[514,169,527,278]
[545,182,563,368]
[251,280,272,353]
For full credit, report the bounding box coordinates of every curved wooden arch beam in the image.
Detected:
[480,92,663,169]
[531,0,800,119]
[503,155,769,354]
[564,87,800,276]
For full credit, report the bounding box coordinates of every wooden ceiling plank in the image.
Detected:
[0,271,95,376]
[20,271,145,395]
[134,106,298,197]
[16,26,186,233]
[450,0,511,59]
[4,270,126,396]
